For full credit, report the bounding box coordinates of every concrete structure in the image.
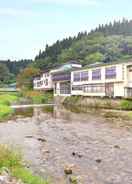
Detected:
[50,61,82,96]
[71,61,132,98]
[33,70,53,91]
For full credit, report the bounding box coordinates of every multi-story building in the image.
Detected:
[33,70,53,91]
[71,61,132,98]
[50,60,82,96]
[33,60,132,98]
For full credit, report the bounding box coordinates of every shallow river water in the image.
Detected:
[1,105,132,184]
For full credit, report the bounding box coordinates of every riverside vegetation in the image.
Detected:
[0,145,48,184]
[0,91,53,121]
[0,93,19,121]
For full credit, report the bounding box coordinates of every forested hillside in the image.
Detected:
[2,19,132,86]
[34,19,132,70]
[0,59,32,86]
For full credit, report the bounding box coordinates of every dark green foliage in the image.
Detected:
[0,59,32,85]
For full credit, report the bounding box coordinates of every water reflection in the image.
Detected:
[14,107,33,118]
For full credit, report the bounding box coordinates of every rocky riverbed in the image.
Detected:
[0,105,132,184]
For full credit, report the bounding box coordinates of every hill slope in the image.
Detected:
[33,19,132,69]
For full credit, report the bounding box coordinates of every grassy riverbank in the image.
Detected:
[0,144,48,184]
[0,93,20,121]
[0,91,53,121]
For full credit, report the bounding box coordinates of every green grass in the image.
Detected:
[121,100,132,110]
[0,105,13,121]
[0,145,48,184]
[0,94,19,105]
[0,93,20,121]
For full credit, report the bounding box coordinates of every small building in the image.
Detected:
[50,61,82,96]
[71,60,132,98]
[33,70,53,91]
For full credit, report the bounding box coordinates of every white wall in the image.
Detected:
[114,82,124,97]
[33,72,53,90]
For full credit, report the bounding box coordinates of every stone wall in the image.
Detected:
[63,96,122,110]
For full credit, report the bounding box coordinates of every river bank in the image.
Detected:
[63,96,132,119]
[0,91,53,121]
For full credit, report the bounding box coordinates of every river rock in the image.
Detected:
[95,159,102,163]
[64,165,73,175]
[37,137,47,142]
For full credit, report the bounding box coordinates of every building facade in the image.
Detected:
[33,60,132,98]
[71,61,132,98]
[33,70,53,91]
[50,61,82,96]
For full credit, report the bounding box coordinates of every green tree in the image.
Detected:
[17,67,40,90]
[84,52,105,64]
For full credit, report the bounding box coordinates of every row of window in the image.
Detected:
[72,84,105,93]
[35,79,48,87]
[73,66,116,82]
[52,73,71,81]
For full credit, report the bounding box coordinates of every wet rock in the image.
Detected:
[114,145,120,149]
[43,149,50,154]
[72,152,83,158]
[95,159,102,163]
[72,152,76,156]
[37,138,47,142]
[64,166,73,175]
[25,135,34,139]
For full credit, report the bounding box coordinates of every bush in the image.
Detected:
[24,90,53,104]
[0,94,19,105]
[0,105,13,120]
[121,100,132,110]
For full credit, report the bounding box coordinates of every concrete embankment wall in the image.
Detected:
[54,95,132,111]
[54,96,67,105]
[62,96,123,110]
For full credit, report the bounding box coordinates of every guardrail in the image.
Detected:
[0,88,19,92]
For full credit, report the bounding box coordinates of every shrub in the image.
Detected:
[0,94,19,105]
[0,145,48,184]
[0,105,13,120]
[0,145,21,169]
[24,90,53,104]
[121,100,132,110]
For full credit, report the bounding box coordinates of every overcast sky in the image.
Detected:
[0,0,132,60]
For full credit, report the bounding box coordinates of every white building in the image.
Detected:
[71,61,132,98]
[33,70,53,91]
[50,61,82,96]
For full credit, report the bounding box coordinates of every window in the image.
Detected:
[92,69,101,80]
[105,66,116,79]
[83,84,105,93]
[45,79,48,86]
[52,73,71,81]
[72,85,83,91]
[73,72,81,82]
[81,71,89,81]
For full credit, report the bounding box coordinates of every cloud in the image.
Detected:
[0,8,35,16]
[32,0,100,6]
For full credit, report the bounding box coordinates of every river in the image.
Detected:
[0,105,132,184]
